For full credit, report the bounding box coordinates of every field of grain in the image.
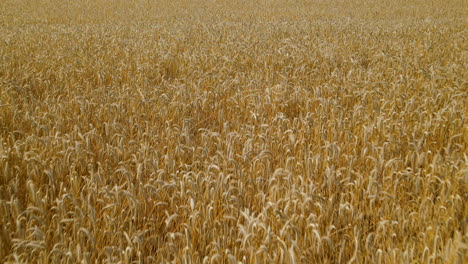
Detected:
[0,0,467,263]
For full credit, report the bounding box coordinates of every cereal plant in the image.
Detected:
[0,0,466,263]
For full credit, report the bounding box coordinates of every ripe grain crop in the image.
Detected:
[0,0,467,263]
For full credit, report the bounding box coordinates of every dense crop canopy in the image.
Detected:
[0,0,466,263]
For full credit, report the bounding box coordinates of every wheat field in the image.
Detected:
[0,0,467,263]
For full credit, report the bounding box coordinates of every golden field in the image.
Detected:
[0,0,467,263]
